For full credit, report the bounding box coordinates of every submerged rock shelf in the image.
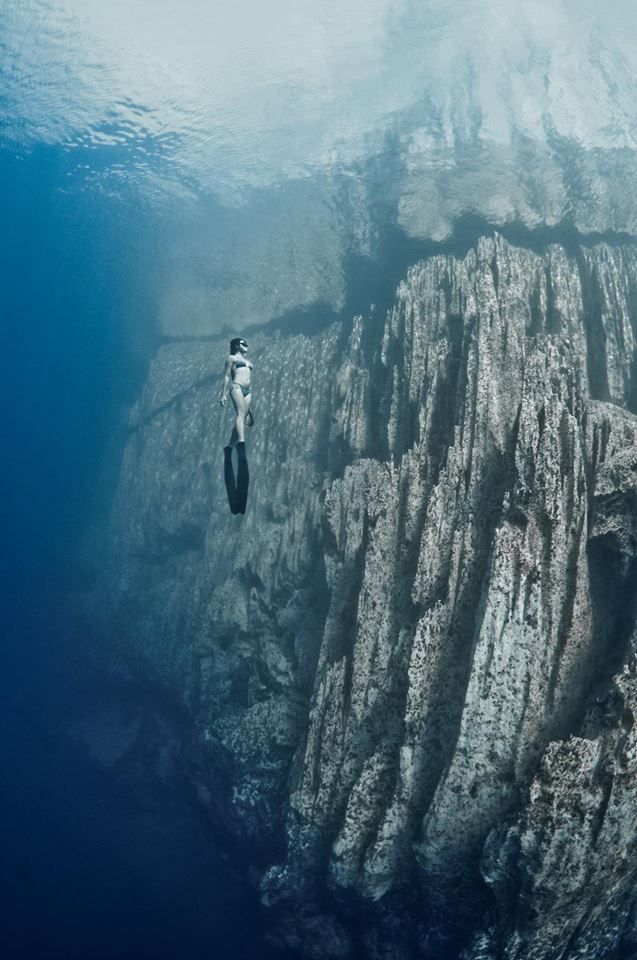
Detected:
[78,235,637,959]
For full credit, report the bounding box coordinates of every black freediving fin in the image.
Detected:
[236,441,250,515]
[224,446,240,514]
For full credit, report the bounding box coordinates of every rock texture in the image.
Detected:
[77,235,637,959]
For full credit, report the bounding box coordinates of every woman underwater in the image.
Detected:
[219,336,254,446]
[219,337,253,514]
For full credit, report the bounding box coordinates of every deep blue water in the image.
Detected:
[0,143,292,958]
[1,623,267,960]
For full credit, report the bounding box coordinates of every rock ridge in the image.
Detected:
[77,234,637,959]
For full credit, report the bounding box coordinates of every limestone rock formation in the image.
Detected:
[77,235,637,958]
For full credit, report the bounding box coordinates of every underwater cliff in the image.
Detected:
[72,234,637,959]
[7,2,637,956]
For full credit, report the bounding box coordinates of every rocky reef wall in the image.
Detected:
[77,236,637,959]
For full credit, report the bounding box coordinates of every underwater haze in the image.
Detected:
[3,1,637,958]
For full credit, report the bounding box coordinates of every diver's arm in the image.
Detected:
[220,357,233,406]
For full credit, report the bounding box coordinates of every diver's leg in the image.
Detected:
[230,386,247,443]
[227,426,238,447]
[245,393,254,427]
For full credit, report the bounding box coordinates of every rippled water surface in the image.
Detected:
[5,0,637,342]
[5,0,637,200]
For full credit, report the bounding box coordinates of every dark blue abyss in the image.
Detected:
[0,143,294,959]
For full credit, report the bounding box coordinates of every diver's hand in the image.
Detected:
[220,396,227,407]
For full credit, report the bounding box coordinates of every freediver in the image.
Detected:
[220,337,253,514]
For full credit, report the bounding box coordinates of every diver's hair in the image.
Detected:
[230,337,245,354]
